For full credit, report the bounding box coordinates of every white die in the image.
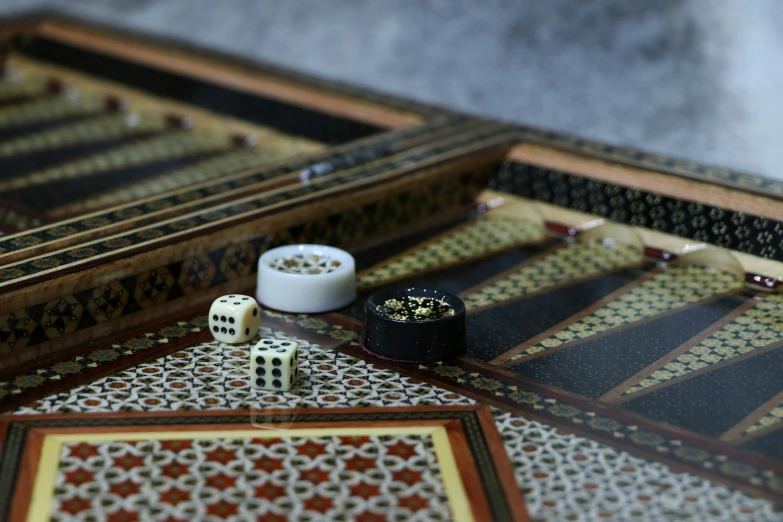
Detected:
[209,294,261,344]
[251,338,299,391]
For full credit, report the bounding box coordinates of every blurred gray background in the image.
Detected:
[1,0,781,181]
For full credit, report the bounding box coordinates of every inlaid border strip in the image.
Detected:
[27,14,448,123]
[491,161,783,262]
[518,126,783,200]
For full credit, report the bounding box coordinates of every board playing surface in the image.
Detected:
[0,15,782,522]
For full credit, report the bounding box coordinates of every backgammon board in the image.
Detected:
[0,13,782,522]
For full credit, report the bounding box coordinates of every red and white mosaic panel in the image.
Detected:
[52,434,450,522]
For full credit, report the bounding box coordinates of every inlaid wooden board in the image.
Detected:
[0,406,529,522]
[7,316,778,521]
[0,15,517,373]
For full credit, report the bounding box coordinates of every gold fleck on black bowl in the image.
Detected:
[361,287,466,362]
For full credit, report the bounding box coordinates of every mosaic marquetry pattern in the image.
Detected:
[0,234,263,354]
[0,316,207,403]
[0,115,455,249]
[0,74,45,100]
[3,129,228,192]
[357,216,544,288]
[621,294,783,398]
[51,434,451,521]
[494,411,778,521]
[462,241,642,311]
[508,265,744,363]
[0,171,483,355]
[0,111,164,161]
[0,207,41,231]
[13,328,780,520]
[51,147,316,216]
[0,93,103,128]
[743,403,783,438]
[492,161,783,261]
[0,125,500,281]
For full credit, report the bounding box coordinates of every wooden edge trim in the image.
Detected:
[28,419,454,436]
[34,22,422,129]
[721,389,783,443]
[0,11,48,38]
[475,406,531,521]
[7,427,45,522]
[443,419,495,521]
[509,144,783,222]
[0,405,481,423]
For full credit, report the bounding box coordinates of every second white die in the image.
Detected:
[209,294,261,344]
[251,338,299,391]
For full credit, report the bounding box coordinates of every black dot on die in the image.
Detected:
[229,317,234,324]
[272,368,281,378]
[212,326,218,332]
[212,314,218,321]
[272,379,281,388]
[253,308,258,317]
[256,367,265,376]
[256,356,265,365]
[245,328,250,336]
[229,295,235,298]
[221,327,227,334]
[221,316,226,322]
[243,297,249,300]
[229,329,235,335]
[220,300,226,303]
[234,302,240,305]
[273,358,281,367]
[276,348,285,353]
[263,340,272,345]
[282,342,290,346]
[257,378,265,387]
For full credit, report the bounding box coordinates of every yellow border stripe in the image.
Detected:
[431,427,475,522]
[27,425,474,522]
[27,436,62,522]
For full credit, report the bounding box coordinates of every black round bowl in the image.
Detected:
[361,287,466,362]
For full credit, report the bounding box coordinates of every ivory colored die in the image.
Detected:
[251,338,299,392]
[209,294,261,344]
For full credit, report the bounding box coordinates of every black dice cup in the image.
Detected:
[361,287,466,362]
